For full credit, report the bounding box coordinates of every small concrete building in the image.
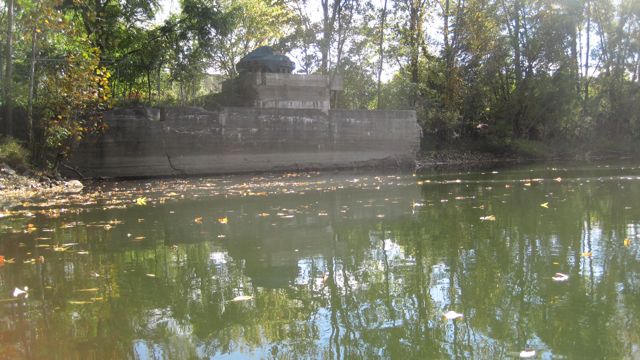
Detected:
[226,46,342,113]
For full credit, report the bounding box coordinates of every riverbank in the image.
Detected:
[0,164,84,208]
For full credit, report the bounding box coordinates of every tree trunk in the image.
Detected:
[28,17,39,153]
[408,0,424,107]
[147,70,151,104]
[584,0,590,106]
[4,0,15,136]
[376,0,388,110]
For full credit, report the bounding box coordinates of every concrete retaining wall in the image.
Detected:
[69,106,420,178]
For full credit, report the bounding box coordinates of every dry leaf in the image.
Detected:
[76,288,99,292]
[231,295,253,302]
[552,273,569,282]
[540,202,549,208]
[69,300,93,305]
[443,310,463,320]
[218,217,228,224]
[519,350,536,358]
[480,215,496,221]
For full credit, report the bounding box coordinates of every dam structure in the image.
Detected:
[70,47,421,178]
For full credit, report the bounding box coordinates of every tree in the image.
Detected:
[3,0,14,136]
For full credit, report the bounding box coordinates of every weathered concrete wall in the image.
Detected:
[69,106,420,178]
[234,73,342,112]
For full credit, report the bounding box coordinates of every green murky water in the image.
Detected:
[1,163,640,359]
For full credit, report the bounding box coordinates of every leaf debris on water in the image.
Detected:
[13,287,28,298]
[480,215,496,221]
[231,295,253,302]
[519,350,536,358]
[552,273,569,282]
[443,310,463,320]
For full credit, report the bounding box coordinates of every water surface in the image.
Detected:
[1,163,640,359]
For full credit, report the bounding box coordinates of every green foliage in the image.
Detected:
[0,136,30,169]
[41,49,112,160]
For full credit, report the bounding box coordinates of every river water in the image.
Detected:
[1,162,639,359]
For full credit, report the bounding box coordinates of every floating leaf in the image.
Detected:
[0,255,4,266]
[69,300,93,305]
[145,273,156,277]
[194,217,203,224]
[581,251,592,257]
[13,287,28,298]
[76,288,99,293]
[135,197,147,206]
[231,295,253,302]
[218,216,228,224]
[480,215,496,221]
[519,350,536,358]
[540,202,549,208]
[624,238,631,247]
[554,177,562,182]
[53,245,71,252]
[552,273,569,282]
[443,310,463,320]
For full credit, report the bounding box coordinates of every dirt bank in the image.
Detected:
[0,164,84,208]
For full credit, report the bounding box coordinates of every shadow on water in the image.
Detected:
[1,164,640,359]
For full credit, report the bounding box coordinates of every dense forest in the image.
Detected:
[0,0,639,163]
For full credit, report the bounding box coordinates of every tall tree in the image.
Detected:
[3,0,14,136]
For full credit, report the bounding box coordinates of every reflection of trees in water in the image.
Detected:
[2,173,640,358]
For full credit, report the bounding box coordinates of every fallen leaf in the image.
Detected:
[554,177,562,182]
[52,245,71,252]
[146,273,156,277]
[540,202,549,208]
[218,216,228,224]
[13,287,28,298]
[443,310,463,320]
[69,300,93,305]
[519,350,536,358]
[135,197,147,206]
[231,295,253,302]
[194,217,203,224]
[552,273,569,282]
[76,288,99,292]
[624,238,631,247]
[0,255,4,266]
[480,215,496,221]
[581,251,592,257]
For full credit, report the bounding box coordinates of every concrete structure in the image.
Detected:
[65,48,419,178]
[68,106,420,178]
[232,73,342,112]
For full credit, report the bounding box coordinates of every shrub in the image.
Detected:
[0,136,30,170]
